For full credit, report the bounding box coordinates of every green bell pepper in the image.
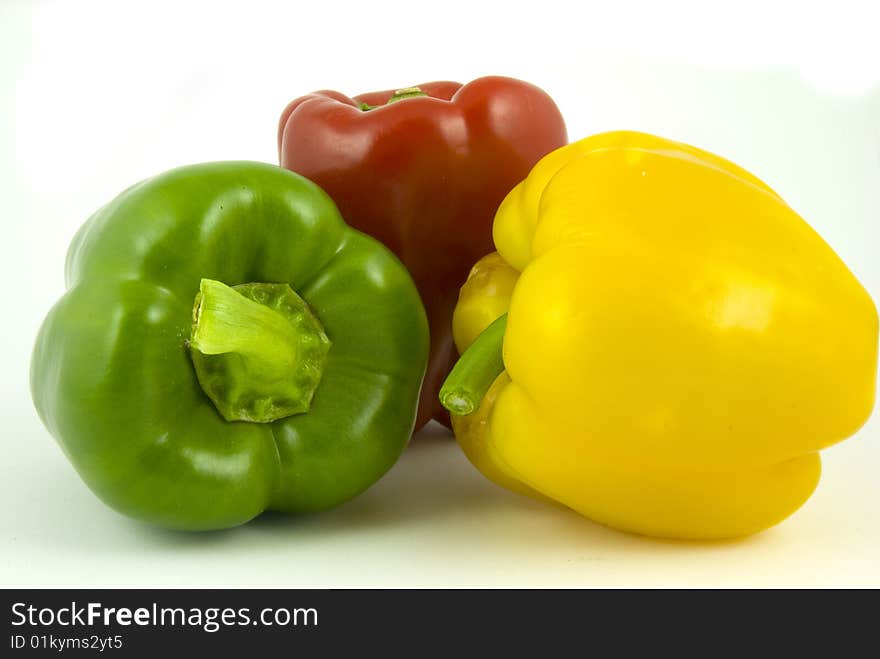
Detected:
[31,161,429,530]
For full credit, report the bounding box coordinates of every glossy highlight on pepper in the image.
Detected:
[31,162,429,530]
[443,131,878,540]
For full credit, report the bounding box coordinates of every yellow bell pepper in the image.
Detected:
[441,131,878,540]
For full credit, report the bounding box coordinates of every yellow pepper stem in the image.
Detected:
[439,314,507,415]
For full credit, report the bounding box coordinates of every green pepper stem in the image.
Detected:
[189,279,331,423]
[439,314,508,416]
[192,279,299,360]
[359,86,429,111]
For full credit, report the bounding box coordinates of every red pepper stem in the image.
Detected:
[359,86,428,111]
[439,314,508,416]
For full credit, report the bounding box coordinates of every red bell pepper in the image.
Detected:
[278,76,567,429]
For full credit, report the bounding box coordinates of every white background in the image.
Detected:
[1,0,878,587]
